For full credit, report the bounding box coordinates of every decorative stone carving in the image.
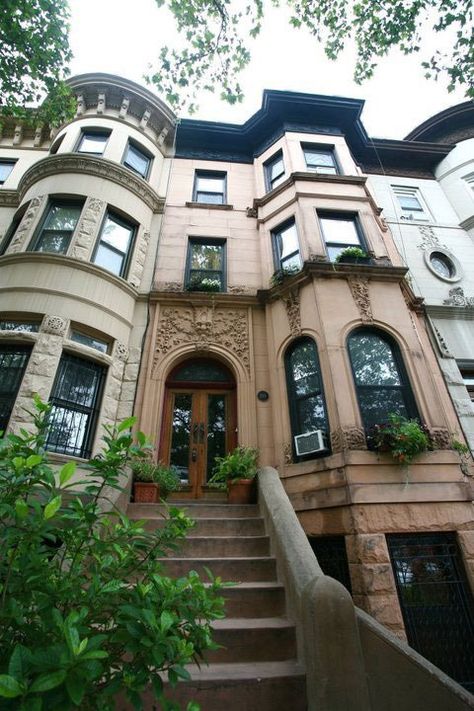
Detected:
[246,206,258,218]
[13,125,23,145]
[0,190,20,208]
[418,225,447,252]
[119,97,130,119]
[283,289,301,337]
[128,230,151,289]
[18,156,164,214]
[308,253,328,263]
[428,427,452,450]
[8,195,45,253]
[71,197,104,260]
[347,277,373,322]
[158,127,169,146]
[443,287,474,307]
[283,443,293,464]
[331,427,367,452]
[140,109,151,129]
[97,93,106,114]
[114,342,129,362]
[154,281,183,292]
[76,94,85,116]
[153,306,250,375]
[42,315,67,336]
[228,285,253,295]
[34,125,43,148]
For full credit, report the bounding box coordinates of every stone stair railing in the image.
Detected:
[258,466,474,711]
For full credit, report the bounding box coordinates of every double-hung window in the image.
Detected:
[318,212,364,262]
[93,211,136,278]
[30,201,83,254]
[193,171,226,204]
[76,129,111,155]
[186,239,225,292]
[46,353,106,458]
[348,328,418,432]
[393,186,427,220]
[0,160,16,185]
[272,219,302,273]
[303,145,338,175]
[123,141,152,179]
[285,338,329,459]
[264,152,285,192]
[0,345,32,433]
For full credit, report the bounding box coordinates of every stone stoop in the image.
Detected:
[125,502,307,710]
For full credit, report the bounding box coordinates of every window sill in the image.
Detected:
[185,201,233,210]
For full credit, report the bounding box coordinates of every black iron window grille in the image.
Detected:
[46,354,106,459]
[0,345,32,433]
[308,536,352,593]
[387,532,474,693]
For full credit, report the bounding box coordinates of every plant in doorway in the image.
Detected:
[209,446,259,504]
[132,457,181,503]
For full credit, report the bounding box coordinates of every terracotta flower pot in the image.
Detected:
[227,478,257,504]
[134,482,160,503]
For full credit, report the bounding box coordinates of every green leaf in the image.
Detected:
[44,495,62,520]
[65,672,85,706]
[59,461,76,486]
[8,645,29,680]
[0,675,23,697]
[160,610,175,633]
[117,416,136,433]
[19,697,42,711]
[15,499,28,519]
[80,650,108,660]
[186,702,201,711]
[26,454,42,468]
[64,623,79,655]
[29,670,66,693]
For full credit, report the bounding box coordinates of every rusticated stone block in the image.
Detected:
[124,363,139,381]
[346,534,390,564]
[360,564,396,595]
[364,593,404,628]
[458,531,474,558]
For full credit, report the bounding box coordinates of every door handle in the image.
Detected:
[191,448,197,462]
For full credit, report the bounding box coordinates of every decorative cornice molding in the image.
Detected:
[252,172,367,211]
[0,190,20,208]
[18,155,165,213]
[150,290,260,307]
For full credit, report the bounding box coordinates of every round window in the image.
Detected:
[430,252,455,279]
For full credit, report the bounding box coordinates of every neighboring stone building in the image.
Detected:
[1,78,473,691]
[367,101,474,454]
[0,73,175,475]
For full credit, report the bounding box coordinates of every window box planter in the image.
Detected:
[337,255,372,265]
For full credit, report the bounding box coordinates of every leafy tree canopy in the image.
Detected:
[149,0,474,113]
[0,0,75,125]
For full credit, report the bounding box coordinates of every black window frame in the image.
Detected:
[0,344,32,434]
[0,159,17,185]
[284,336,330,461]
[318,210,367,262]
[46,352,106,459]
[92,209,137,279]
[28,199,84,255]
[185,238,226,292]
[122,139,152,180]
[193,170,227,205]
[302,144,340,175]
[347,327,419,434]
[264,151,286,192]
[75,128,111,156]
[271,217,302,273]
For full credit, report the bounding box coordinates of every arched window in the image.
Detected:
[285,337,329,458]
[347,328,418,431]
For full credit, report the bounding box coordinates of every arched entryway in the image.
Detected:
[159,358,237,498]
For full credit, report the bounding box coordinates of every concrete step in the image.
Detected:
[160,556,277,582]
[135,515,266,537]
[127,502,260,519]
[178,535,270,558]
[206,617,297,663]
[221,582,286,618]
[118,661,307,711]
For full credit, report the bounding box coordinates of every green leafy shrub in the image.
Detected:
[368,413,431,464]
[270,265,301,287]
[131,458,181,498]
[0,397,224,710]
[209,446,258,487]
[334,246,369,262]
[186,277,220,292]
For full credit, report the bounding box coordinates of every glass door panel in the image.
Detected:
[206,394,227,482]
[169,393,193,483]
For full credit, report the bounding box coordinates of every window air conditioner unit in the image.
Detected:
[294,430,328,456]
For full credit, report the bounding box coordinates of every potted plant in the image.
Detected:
[335,246,371,265]
[187,277,221,292]
[132,458,181,503]
[367,413,431,465]
[209,446,259,504]
[270,264,301,287]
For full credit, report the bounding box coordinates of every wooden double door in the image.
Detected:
[160,387,236,498]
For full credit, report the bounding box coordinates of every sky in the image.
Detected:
[68,0,468,140]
